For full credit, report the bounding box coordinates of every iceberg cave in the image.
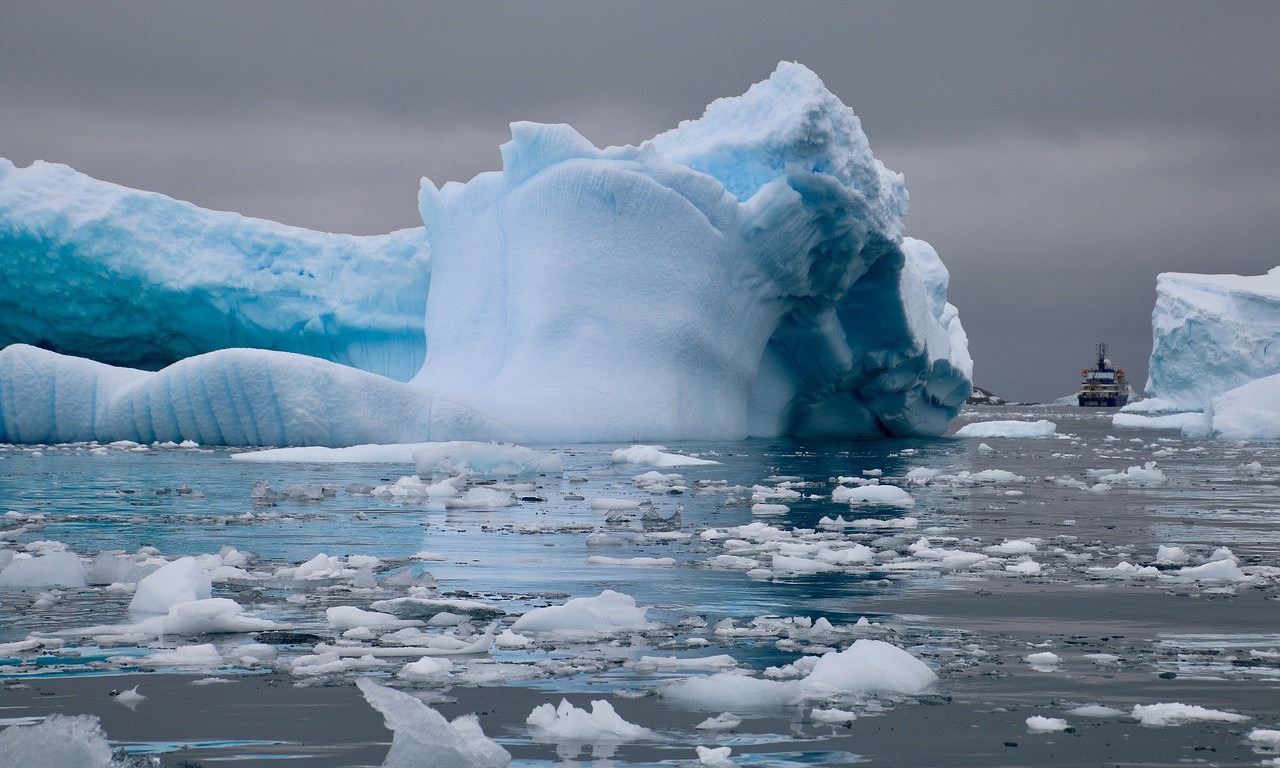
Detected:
[0,62,971,446]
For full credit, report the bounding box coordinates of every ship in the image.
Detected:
[1077,343,1129,407]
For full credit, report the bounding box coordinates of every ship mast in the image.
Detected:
[1095,342,1108,372]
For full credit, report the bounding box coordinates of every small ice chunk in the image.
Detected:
[696,745,736,767]
[511,590,657,633]
[1067,704,1125,717]
[1097,462,1167,486]
[1247,729,1280,746]
[137,642,224,669]
[812,707,857,724]
[695,712,742,730]
[803,639,937,695]
[1025,651,1062,670]
[662,673,803,711]
[1026,715,1069,732]
[0,550,86,588]
[129,556,211,614]
[1005,560,1042,575]
[356,677,511,767]
[398,656,454,683]
[955,420,1056,438]
[611,445,720,467]
[1131,702,1250,726]
[327,606,422,631]
[1154,545,1190,565]
[111,685,146,710]
[984,539,1038,556]
[526,699,654,742]
[750,503,790,515]
[831,485,915,507]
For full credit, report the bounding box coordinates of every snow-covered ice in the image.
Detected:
[954,420,1057,438]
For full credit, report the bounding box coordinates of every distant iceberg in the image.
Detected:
[0,62,971,446]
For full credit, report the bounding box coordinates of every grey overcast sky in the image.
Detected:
[3,1,1278,402]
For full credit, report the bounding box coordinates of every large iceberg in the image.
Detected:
[0,62,971,446]
[0,158,430,381]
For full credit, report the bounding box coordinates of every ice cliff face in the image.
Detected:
[1135,268,1280,440]
[1143,269,1280,412]
[0,62,971,446]
[0,159,429,381]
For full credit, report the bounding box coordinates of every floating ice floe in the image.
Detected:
[831,484,915,507]
[954,420,1056,438]
[1095,462,1167,486]
[0,550,86,588]
[526,699,654,744]
[662,639,936,711]
[1025,715,1070,732]
[695,745,736,767]
[1111,412,1202,430]
[129,556,211,613]
[611,445,721,467]
[1130,702,1250,727]
[510,590,659,634]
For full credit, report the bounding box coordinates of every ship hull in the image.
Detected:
[1078,393,1129,408]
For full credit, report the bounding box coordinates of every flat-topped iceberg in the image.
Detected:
[0,62,970,446]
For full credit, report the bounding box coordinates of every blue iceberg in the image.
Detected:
[0,62,971,446]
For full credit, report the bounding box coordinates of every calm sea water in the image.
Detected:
[2,404,1279,767]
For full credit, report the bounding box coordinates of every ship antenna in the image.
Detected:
[1096,342,1107,370]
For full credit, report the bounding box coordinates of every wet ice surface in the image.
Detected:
[2,405,1280,767]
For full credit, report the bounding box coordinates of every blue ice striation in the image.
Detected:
[0,158,430,381]
[0,62,971,446]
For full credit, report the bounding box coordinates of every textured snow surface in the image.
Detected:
[0,62,969,446]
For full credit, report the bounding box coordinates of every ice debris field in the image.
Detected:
[0,61,970,447]
[3,406,1280,766]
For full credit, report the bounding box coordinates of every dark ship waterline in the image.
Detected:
[1078,343,1129,407]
